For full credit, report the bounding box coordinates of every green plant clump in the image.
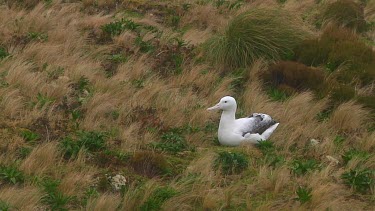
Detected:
[341,168,374,193]
[214,151,249,175]
[0,200,10,211]
[291,159,319,176]
[0,46,9,59]
[295,186,312,204]
[342,149,370,164]
[61,131,107,158]
[150,130,191,154]
[140,187,177,211]
[0,165,25,185]
[102,18,140,37]
[20,129,40,142]
[41,179,74,211]
[204,8,306,69]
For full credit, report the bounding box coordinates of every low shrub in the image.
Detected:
[204,8,306,69]
[130,151,169,178]
[357,95,375,112]
[294,26,358,67]
[330,83,356,103]
[322,0,367,32]
[263,61,326,94]
[293,39,330,66]
[294,26,375,89]
[214,151,249,175]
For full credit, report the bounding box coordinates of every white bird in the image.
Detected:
[207,96,279,146]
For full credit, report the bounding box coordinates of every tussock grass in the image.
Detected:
[0,0,374,210]
[321,0,367,32]
[204,8,307,70]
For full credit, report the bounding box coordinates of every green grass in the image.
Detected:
[267,87,289,102]
[0,165,25,185]
[20,129,40,143]
[0,46,9,59]
[0,200,10,211]
[150,129,192,154]
[341,168,374,193]
[41,179,74,211]
[342,149,370,165]
[214,151,249,175]
[204,8,306,69]
[290,159,319,176]
[295,186,312,204]
[61,131,107,159]
[256,140,275,154]
[140,187,177,211]
[101,18,140,37]
[27,32,48,42]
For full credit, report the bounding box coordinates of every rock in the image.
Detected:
[310,139,320,146]
[326,155,339,165]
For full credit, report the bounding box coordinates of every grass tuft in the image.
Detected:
[140,186,177,211]
[341,168,374,193]
[204,8,306,69]
[321,0,367,32]
[295,186,312,204]
[214,151,248,175]
[0,165,25,185]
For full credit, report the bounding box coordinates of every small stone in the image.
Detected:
[310,139,320,146]
[326,155,339,165]
[110,174,127,190]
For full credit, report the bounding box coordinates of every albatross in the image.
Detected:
[207,96,279,146]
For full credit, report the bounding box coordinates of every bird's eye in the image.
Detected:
[224,101,227,103]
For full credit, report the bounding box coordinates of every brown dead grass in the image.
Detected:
[20,142,62,176]
[0,186,43,211]
[0,1,373,210]
[85,193,121,211]
[329,101,370,134]
[181,4,226,32]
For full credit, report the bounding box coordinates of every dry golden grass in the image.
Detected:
[0,186,43,211]
[0,0,373,210]
[85,193,121,211]
[20,142,62,176]
[181,4,226,32]
[329,101,370,134]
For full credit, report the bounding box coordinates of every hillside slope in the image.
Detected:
[0,0,374,210]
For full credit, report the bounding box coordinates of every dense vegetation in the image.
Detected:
[0,0,374,210]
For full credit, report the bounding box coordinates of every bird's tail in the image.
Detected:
[260,123,279,140]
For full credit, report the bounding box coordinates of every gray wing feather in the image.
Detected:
[242,113,277,136]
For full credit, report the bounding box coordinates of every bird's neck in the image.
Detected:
[219,109,236,128]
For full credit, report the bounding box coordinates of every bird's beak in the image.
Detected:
[207,103,220,111]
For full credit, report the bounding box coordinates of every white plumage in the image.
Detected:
[207,96,279,146]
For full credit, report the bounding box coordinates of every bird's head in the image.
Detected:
[207,96,237,111]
